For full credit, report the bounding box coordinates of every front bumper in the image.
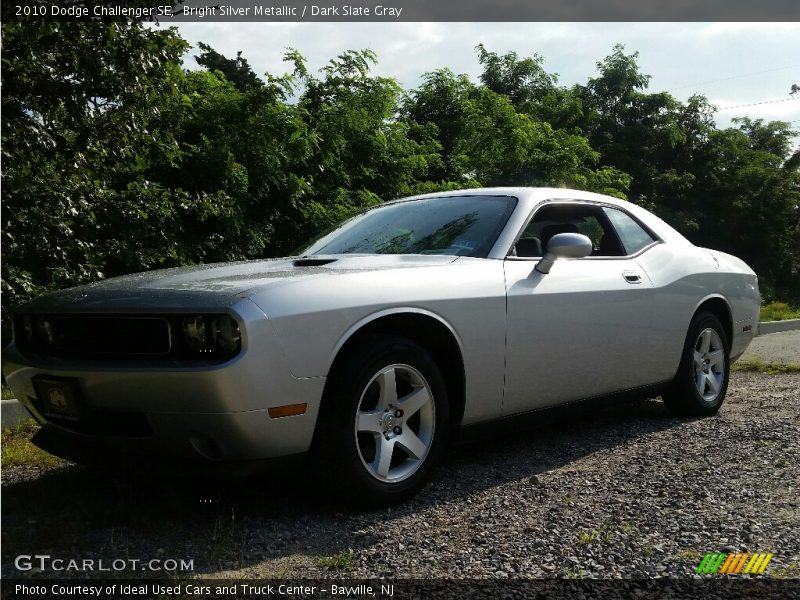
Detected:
[2,298,326,467]
[29,423,306,478]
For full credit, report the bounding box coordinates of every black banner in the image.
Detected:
[3,0,800,22]
[2,579,800,600]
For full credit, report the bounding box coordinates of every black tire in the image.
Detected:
[311,335,450,507]
[662,311,730,417]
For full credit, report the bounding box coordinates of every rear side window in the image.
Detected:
[514,203,625,257]
[603,207,656,255]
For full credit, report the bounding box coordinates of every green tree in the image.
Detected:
[577,44,692,209]
[476,44,583,129]
[3,26,798,327]
[696,118,800,300]
[575,45,800,300]
[1,21,189,312]
[403,62,630,196]
[194,42,263,93]
[280,49,444,249]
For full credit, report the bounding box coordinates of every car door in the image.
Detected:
[502,200,657,415]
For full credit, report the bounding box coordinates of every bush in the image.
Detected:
[760,302,800,322]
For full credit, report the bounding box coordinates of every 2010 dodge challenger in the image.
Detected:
[2,188,760,504]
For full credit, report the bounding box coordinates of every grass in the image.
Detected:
[732,357,800,375]
[621,521,637,536]
[578,531,598,545]
[2,385,16,400]
[674,548,704,562]
[318,550,355,572]
[577,520,626,545]
[563,567,585,579]
[205,508,246,571]
[1,419,63,469]
[760,302,800,322]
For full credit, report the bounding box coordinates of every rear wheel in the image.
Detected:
[313,336,450,506]
[662,312,730,417]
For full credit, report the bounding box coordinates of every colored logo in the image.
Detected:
[697,552,774,575]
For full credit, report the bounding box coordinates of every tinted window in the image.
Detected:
[514,203,625,257]
[603,207,656,255]
[301,196,517,258]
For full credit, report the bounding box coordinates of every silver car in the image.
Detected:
[2,188,760,504]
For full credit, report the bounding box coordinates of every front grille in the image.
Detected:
[15,313,242,361]
[16,315,171,357]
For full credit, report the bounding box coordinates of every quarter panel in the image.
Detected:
[699,250,759,360]
[634,244,758,376]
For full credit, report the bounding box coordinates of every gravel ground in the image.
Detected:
[2,369,798,582]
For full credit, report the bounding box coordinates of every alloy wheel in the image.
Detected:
[354,363,435,482]
[693,328,726,402]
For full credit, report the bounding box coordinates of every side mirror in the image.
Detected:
[535,233,593,274]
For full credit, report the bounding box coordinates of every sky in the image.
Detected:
[168,22,800,133]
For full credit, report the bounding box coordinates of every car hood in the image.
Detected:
[16,255,459,312]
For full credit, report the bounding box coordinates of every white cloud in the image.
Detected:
[162,21,800,130]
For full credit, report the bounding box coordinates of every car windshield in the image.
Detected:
[300,195,517,258]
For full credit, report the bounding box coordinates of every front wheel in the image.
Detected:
[662,312,730,417]
[313,336,450,506]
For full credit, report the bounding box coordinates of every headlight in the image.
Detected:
[211,315,241,354]
[182,316,207,352]
[36,317,56,346]
[22,316,34,343]
[182,314,241,357]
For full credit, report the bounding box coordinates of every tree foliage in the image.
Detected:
[2,21,189,303]
[2,23,799,330]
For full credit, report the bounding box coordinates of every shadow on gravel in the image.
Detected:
[1,398,687,577]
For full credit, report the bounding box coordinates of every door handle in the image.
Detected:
[622,271,642,284]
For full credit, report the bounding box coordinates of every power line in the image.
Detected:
[717,97,800,111]
[669,64,800,91]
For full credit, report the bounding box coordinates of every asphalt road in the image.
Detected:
[743,330,800,364]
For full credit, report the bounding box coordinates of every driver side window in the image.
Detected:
[513,203,625,258]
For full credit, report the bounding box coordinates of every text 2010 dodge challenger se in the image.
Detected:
[2,188,759,504]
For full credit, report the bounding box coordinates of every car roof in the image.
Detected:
[395,186,629,207]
